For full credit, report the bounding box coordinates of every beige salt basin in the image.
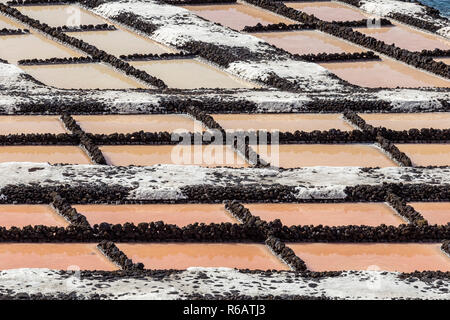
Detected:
[0,146,92,164]
[0,116,67,135]
[100,145,248,167]
[244,203,405,227]
[360,113,450,130]
[0,205,69,228]
[212,113,354,132]
[68,29,175,56]
[17,5,106,27]
[288,243,450,272]
[73,114,204,134]
[21,63,148,89]
[409,202,450,225]
[253,30,363,55]
[320,58,450,88]
[0,14,28,29]
[73,204,238,226]
[256,144,397,168]
[396,144,450,166]
[182,3,294,30]
[117,243,290,270]
[0,33,84,64]
[284,1,367,22]
[355,25,450,52]
[130,59,255,89]
[0,243,119,270]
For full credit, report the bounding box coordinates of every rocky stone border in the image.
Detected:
[334,18,392,28]
[0,225,94,242]
[388,12,440,33]
[385,191,428,225]
[7,0,77,5]
[242,22,316,32]
[265,236,307,271]
[376,134,413,166]
[50,192,91,228]
[97,240,144,270]
[0,184,132,204]
[119,52,195,61]
[276,224,449,242]
[0,27,29,35]
[225,200,266,226]
[18,56,100,65]
[0,4,168,89]
[61,114,107,164]
[442,240,450,256]
[415,48,450,57]
[59,23,116,32]
[0,133,78,145]
[293,51,381,63]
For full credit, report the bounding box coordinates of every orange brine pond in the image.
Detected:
[360,113,450,130]
[288,243,450,272]
[0,243,119,270]
[253,30,363,55]
[396,144,450,166]
[409,202,450,225]
[17,5,106,27]
[100,145,248,167]
[182,4,294,30]
[256,144,397,168]
[21,63,148,89]
[73,114,204,134]
[0,116,67,135]
[73,204,238,226]
[320,58,450,88]
[284,1,367,22]
[68,28,175,56]
[0,205,69,228]
[0,33,84,64]
[130,60,255,89]
[117,243,290,270]
[211,113,354,132]
[244,203,405,227]
[354,25,450,51]
[0,146,92,164]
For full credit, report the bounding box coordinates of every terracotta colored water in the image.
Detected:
[130,60,254,89]
[0,33,84,64]
[285,1,367,22]
[0,243,119,270]
[17,5,106,27]
[21,63,147,89]
[0,14,27,29]
[0,205,69,228]
[100,145,248,167]
[0,146,92,164]
[360,112,450,130]
[73,114,204,134]
[73,204,238,226]
[69,29,174,56]
[182,4,294,30]
[320,58,450,88]
[117,243,290,270]
[253,30,362,55]
[244,203,405,227]
[435,57,450,65]
[212,113,353,132]
[355,25,450,51]
[409,202,450,225]
[0,116,67,135]
[396,144,450,166]
[288,243,450,272]
[256,144,397,168]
